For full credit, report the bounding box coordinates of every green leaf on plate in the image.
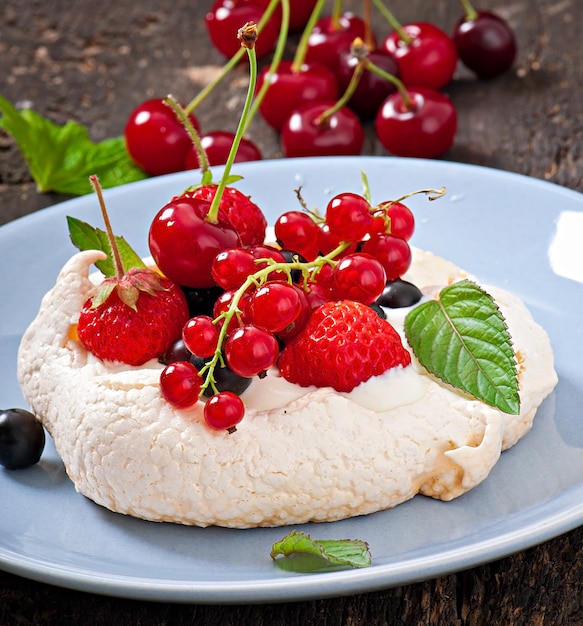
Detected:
[67,215,146,277]
[0,93,147,195]
[270,530,371,571]
[404,279,520,415]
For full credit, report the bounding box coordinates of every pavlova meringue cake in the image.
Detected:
[17,246,557,528]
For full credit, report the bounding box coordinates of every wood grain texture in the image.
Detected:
[1,1,582,624]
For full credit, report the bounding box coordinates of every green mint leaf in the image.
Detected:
[0,93,147,195]
[404,279,520,415]
[67,216,146,277]
[270,530,371,571]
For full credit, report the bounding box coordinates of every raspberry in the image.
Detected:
[278,300,411,392]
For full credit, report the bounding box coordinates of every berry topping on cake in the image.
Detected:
[278,300,411,392]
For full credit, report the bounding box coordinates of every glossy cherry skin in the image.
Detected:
[281,101,364,158]
[205,0,280,60]
[124,98,200,176]
[184,131,262,169]
[375,87,457,159]
[305,13,376,69]
[382,22,458,91]
[335,48,400,119]
[148,196,241,289]
[453,10,517,79]
[253,0,319,31]
[257,60,339,132]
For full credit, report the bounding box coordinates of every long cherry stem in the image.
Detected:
[369,0,412,44]
[290,0,327,71]
[459,0,479,21]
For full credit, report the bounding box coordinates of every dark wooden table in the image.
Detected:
[1,1,582,624]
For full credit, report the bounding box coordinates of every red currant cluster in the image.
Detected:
[122,0,517,178]
[156,184,431,433]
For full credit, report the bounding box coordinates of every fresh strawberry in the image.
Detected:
[185,185,267,246]
[77,267,189,366]
[278,300,411,392]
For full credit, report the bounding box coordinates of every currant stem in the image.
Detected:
[247,0,290,131]
[378,186,447,212]
[290,0,327,71]
[206,24,259,225]
[89,175,125,279]
[369,0,412,45]
[164,95,210,174]
[459,0,479,21]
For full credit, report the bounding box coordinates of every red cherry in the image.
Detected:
[148,196,241,289]
[281,101,364,158]
[382,22,458,91]
[185,131,262,170]
[335,48,400,119]
[124,98,200,176]
[305,13,376,68]
[375,87,457,159]
[205,0,280,59]
[257,60,339,132]
[453,10,517,79]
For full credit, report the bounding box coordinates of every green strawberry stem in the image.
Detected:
[290,0,328,71]
[459,0,479,21]
[206,22,259,225]
[88,175,125,279]
[369,0,412,45]
[247,0,290,132]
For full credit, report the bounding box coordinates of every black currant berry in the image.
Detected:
[191,355,252,397]
[0,408,45,470]
[377,279,423,308]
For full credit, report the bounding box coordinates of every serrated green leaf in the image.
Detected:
[270,530,371,570]
[404,279,520,415]
[0,93,147,195]
[67,215,146,277]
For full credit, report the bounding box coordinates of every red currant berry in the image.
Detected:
[332,253,386,304]
[213,289,253,334]
[182,316,220,358]
[361,234,412,281]
[148,196,241,289]
[211,247,257,290]
[453,10,517,79]
[257,60,339,132]
[281,101,364,159]
[317,223,358,257]
[382,22,458,91]
[184,131,262,170]
[204,391,245,432]
[124,98,200,177]
[247,244,288,281]
[375,87,457,159]
[248,281,302,333]
[160,361,203,409]
[225,325,279,377]
[385,202,415,240]
[275,284,313,341]
[325,192,372,242]
[274,211,320,260]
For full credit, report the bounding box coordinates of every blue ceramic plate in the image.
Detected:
[1,156,582,604]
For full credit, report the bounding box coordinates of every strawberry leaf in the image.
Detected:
[0,93,147,195]
[270,530,371,570]
[67,216,146,277]
[405,280,520,414]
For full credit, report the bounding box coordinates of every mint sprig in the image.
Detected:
[271,530,371,571]
[0,93,147,195]
[404,279,520,415]
[67,215,145,277]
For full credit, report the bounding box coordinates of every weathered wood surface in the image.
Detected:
[1,1,582,624]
